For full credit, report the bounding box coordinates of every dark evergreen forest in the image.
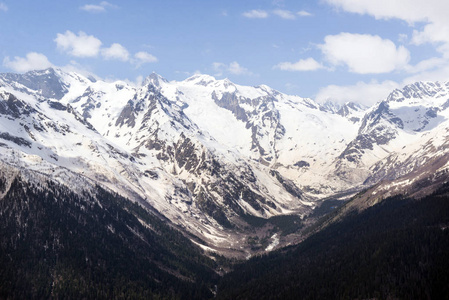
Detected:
[1,173,449,299]
[0,176,218,299]
[217,186,449,299]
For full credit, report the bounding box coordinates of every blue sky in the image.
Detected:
[1,0,449,105]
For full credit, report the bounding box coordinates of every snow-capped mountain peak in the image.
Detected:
[183,73,218,86]
[387,81,449,103]
[143,72,168,88]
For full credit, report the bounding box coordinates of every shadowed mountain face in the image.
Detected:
[1,68,69,99]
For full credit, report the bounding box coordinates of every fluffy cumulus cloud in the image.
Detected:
[54,31,158,65]
[228,61,251,75]
[101,43,129,61]
[242,10,268,19]
[273,9,296,20]
[80,1,118,13]
[313,0,449,105]
[212,62,226,76]
[274,58,324,71]
[316,80,400,105]
[325,0,447,23]
[3,52,53,73]
[412,23,449,47]
[0,2,7,12]
[55,31,102,57]
[275,34,409,74]
[212,61,252,76]
[325,0,449,47]
[402,63,449,84]
[133,51,158,68]
[404,57,447,74]
[316,64,449,106]
[320,33,410,74]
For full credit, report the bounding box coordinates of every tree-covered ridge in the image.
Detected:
[2,165,449,299]
[217,186,449,299]
[0,175,218,299]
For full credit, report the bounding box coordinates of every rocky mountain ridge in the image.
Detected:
[1,68,449,256]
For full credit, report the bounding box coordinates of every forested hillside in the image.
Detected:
[217,186,449,299]
[0,175,218,299]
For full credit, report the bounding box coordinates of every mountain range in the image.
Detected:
[1,68,449,258]
[2,68,449,298]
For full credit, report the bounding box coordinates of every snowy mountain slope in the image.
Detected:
[68,73,313,214]
[0,78,149,201]
[0,74,217,243]
[2,68,449,256]
[0,69,318,256]
[322,140,449,225]
[0,68,69,99]
[58,70,366,197]
[151,74,364,195]
[334,81,449,188]
[364,90,449,187]
[321,101,367,123]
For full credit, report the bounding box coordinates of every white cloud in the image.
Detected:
[0,3,7,12]
[412,23,449,46]
[402,62,449,84]
[325,0,434,23]
[55,31,102,57]
[228,61,250,75]
[273,9,296,20]
[133,51,158,68]
[324,1,449,84]
[398,33,408,43]
[316,57,449,106]
[128,75,144,87]
[55,30,157,67]
[101,43,129,61]
[269,9,313,20]
[320,33,410,74]
[316,80,400,106]
[297,10,312,17]
[242,9,268,19]
[80,1,118,13]
[80,4,105,13]
[3,52,53,73]
[212,61,252,76]
[212,62,226,76]
[325,0,449,46]
[312,1,449,105]
[404,57,447,74]
[274,58,324,71]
